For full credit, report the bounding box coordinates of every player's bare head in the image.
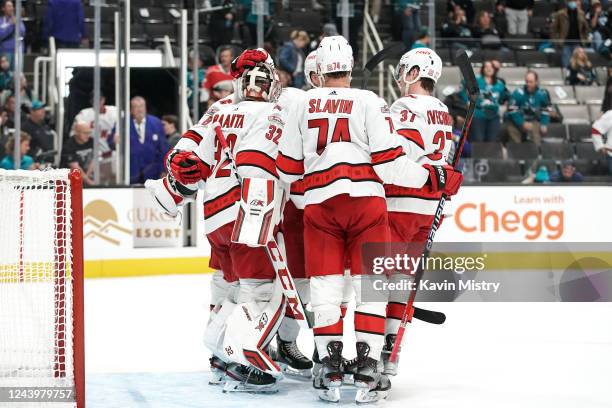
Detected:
[395,48,442,96]
[525,70,538,93]
[316,36,354,87]
[239,62,281,102]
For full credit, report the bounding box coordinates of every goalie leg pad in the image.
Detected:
[210,270,230,310]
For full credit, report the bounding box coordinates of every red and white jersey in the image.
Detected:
[277,86,307,209]
[194,100,281,233]
[276,87,429,206]
[72,105,118,152]
[591,110,612,157]
[387,94,453,215]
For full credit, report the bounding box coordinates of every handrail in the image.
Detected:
[33,56,51,103]
[362,0,385,98]
[163,35,176,67]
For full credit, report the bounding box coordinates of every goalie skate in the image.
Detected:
[223,363,279,394]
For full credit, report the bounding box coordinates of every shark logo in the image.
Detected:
[84,199,132,246]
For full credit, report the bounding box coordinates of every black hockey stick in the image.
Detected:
[361,42,408,89]
[389,51,479,362]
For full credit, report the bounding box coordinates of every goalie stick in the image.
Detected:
[389,51,480,363]
[212,124,313,329]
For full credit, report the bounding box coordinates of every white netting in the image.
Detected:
[0,169,75,395]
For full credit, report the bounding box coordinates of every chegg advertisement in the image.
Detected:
[437,186,612,242]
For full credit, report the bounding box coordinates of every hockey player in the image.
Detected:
[276,35,463,403]
[382,47,457,377]
[591,110,612,175]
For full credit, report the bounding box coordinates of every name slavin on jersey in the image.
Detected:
[210,113,245,128]
[308,99,354,114]
[426,110,452,126]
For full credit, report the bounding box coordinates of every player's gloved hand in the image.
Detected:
[167,150,210,185]
[230,49,269,79]
[423,164,463,196]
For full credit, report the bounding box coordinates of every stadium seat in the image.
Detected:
[533,2,554,17]
[472,142,504,159]
[437,48,452,66]
[568,124,592,142]
[574,86,605,105]
[85,22,114,44]
[477,159,523,182]
[507,142,539,160]
[558,105,590,124]
[437,66,461,93]
[588,104,602,122]
[544,85,576,104]
[504,34,537,50]
[544,123,567,141]
[536,68,565,85]
[501,67,527,85]
[289,10,321,32]
[146,23,177,44]
[575,142,601,160]
[135,7,167,24]
[587,51,610,67]
[483,50,517,66]
[516,50,549,67]
[541,141,573,159]
[531,159,560,175]
[130,24,148,44]
[573,159,606,176]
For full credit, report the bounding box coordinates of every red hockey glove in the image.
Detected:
[230,49,269,79]
[167,150,210,185]
[423,164,463,196]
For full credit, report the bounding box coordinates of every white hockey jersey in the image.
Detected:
[72,105,118,152]
[387,94,453,215]
[591,110,612,158]
[276,87,429,206]
[193,100,282,233]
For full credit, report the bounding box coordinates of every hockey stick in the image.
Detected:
[389,51,479,362]
[212,124,313,329]
[361,42,408,89]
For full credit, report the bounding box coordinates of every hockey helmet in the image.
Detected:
[394,48,443,87]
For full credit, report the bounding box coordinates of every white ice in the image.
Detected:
[85,274,612,408]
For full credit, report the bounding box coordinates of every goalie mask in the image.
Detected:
[238,62,281,102]
[394,48,442,92]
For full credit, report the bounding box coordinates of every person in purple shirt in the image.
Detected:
[0,1,25,67]
[42,0,87,48]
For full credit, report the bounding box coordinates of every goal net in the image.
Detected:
[0,169,84,407]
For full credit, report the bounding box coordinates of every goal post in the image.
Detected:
[0,168,85,408]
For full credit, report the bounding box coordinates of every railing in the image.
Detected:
[362,0,384,98]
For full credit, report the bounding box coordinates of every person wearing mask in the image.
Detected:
[550,160,584,182]
[551,0,590,68]
[461,60,508,142]
[503,0,533,35]
[22,100,54,159]
[161,114,181,149]
[0,132,35,170]
[0,1,25,67]
[61,121,95,185]
[567,46,597,85]
[279,30,309,88]
[42,0,87,48]
[501,70,551,145]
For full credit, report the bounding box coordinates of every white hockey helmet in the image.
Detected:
[238,61,281,102]
[304,50,319,88]
[394,48,443,87]
[316,35,354,76]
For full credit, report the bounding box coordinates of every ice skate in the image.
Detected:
[223,363,279,394]
[313,341,343,403]
[353,342,388,404]
[381,334,400,376]
[342,357,356,385]
[209,355,227,385]
[275,336,313,379]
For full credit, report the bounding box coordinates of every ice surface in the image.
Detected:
[85,274,612,408]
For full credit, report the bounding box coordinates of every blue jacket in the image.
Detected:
[42,0,86,43]
[461,76,509,120]
[505,86,551,127]
[0,154,34,170]
[0,16,25,52]
[127,114,168,184]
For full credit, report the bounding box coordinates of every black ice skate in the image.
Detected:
[353,342,389,404]
[209,356,227,385]
[381,334,400,376]
[275,336,313,379]
[223,363,279,394]
[313,341,343,403]
[342,357,357,385]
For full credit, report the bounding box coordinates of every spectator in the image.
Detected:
[441,6,473,49]
[462,60,508,142]
[278,30,309,89]
[473,11,503,49]
[207,46,234,76]
[504,0,533,35]
[0,1,25,68]
[493,1,508,36]
[22,100,53,159]
[601,63,612,112]
[591,109,612,174]
[209,9,236,49]
[3,93,15,127]
[587,0,609,53]
[0,132,35,170]
[501,70,551,145]
[238,0,271,46]
[61,121,95,185]
[567,46,597,85]
[1,74,32,109]
[161,114,180,148]
[0,107,8,159]
[448,0,475,24]
[0,55,12,90]
[72,90,117,153]
[201,70,233,107]
[126,96,168,184]
[187,50,206,111]
[411,27,430,49]
[551,0,590,68]
[42,0,87,48]
[533,165,551,183]
[550,160,584,181]
[309,23,339,52]
[398,0,422,46]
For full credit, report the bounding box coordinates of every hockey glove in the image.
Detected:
[230,49,269,79]
[423,164,463,196]
[167,150,210,185]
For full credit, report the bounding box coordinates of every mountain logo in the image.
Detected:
[83,199,131,246]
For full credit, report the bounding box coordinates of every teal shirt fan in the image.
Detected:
[460,75,509,120]
[505,85,552,127]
